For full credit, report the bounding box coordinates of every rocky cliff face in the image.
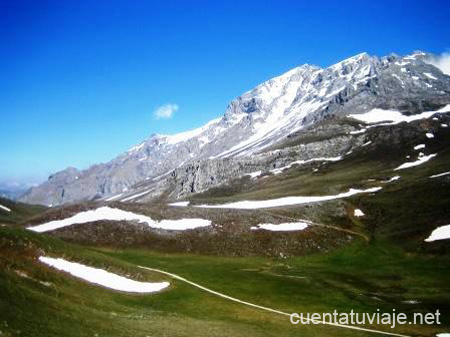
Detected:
[20,51,450,206]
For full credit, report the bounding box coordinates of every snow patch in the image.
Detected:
[105,193,123,201]
[391,74,404,85]
[152,170,172,182]
[394,154,437,171]
[164,117,222,145]
[424,72,438,80]
[349,128,367,135]
[246,170,262,179]
[0,204,11,212]
[426,133,434,139]
[39,256,169,293]
[413,144,425,150]
[354,209,365,217]
[27,206,211,232]
[168,201,190,207]
[348,104,450,125]
[430,171,450,179]
[251,222,309,231]
[121,189,153,202]
[128,142,146,153]
[424,225,450,242]
[325,86,346,98]
[395,61,410,66]
[387,176,401,183]
[195,187,382,209]
[270,157,342,175]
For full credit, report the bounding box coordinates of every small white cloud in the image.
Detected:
[424,52,450,75]
[154,104,178,119]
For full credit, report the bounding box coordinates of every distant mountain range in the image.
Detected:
[20,51,450,206]
[0,183,31,200]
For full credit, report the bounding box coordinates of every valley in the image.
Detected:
[2,51,450,337]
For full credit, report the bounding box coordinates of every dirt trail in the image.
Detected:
[138,265,409,337]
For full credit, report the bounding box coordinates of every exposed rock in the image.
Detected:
[20,51,450,205]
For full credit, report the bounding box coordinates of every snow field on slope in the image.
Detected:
[0,204,11,212]
[39,256,169,293]
[250,222,309,231]
[193,187,382,209]
[424,225,450,242]
[27,206,211,233]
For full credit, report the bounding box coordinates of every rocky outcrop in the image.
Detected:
[168,132,364,198]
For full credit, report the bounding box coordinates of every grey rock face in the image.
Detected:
[20,51,450,205]
[167,133,364,199]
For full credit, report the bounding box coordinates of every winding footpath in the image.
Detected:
[138,266,409,337]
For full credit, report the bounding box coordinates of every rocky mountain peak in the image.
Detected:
[20,51,450,206]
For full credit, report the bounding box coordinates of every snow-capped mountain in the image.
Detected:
[20,51,450,206]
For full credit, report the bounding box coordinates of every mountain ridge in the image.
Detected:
[20,51,450,206]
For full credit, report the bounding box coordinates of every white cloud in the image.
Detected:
[154,103,178,119]
[424,52,450,75]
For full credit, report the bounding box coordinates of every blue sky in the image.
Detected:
[1,0,449,187]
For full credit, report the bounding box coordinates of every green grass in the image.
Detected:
[0,227,364,336]
[0,197,47,225]
[1,118,450,336]
[1,224,449,336]
[102,240,450,337]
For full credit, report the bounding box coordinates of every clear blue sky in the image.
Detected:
[1,0,449,186]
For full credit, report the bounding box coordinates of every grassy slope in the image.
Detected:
[188,121,450,248]
[0,227,371,337]
[1,225,449,337]
[1,121,450,336]
[106,240,450,336]
[0,197,47,225]
[2,158,450,337]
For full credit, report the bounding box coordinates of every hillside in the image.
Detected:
[4,50,450,337]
